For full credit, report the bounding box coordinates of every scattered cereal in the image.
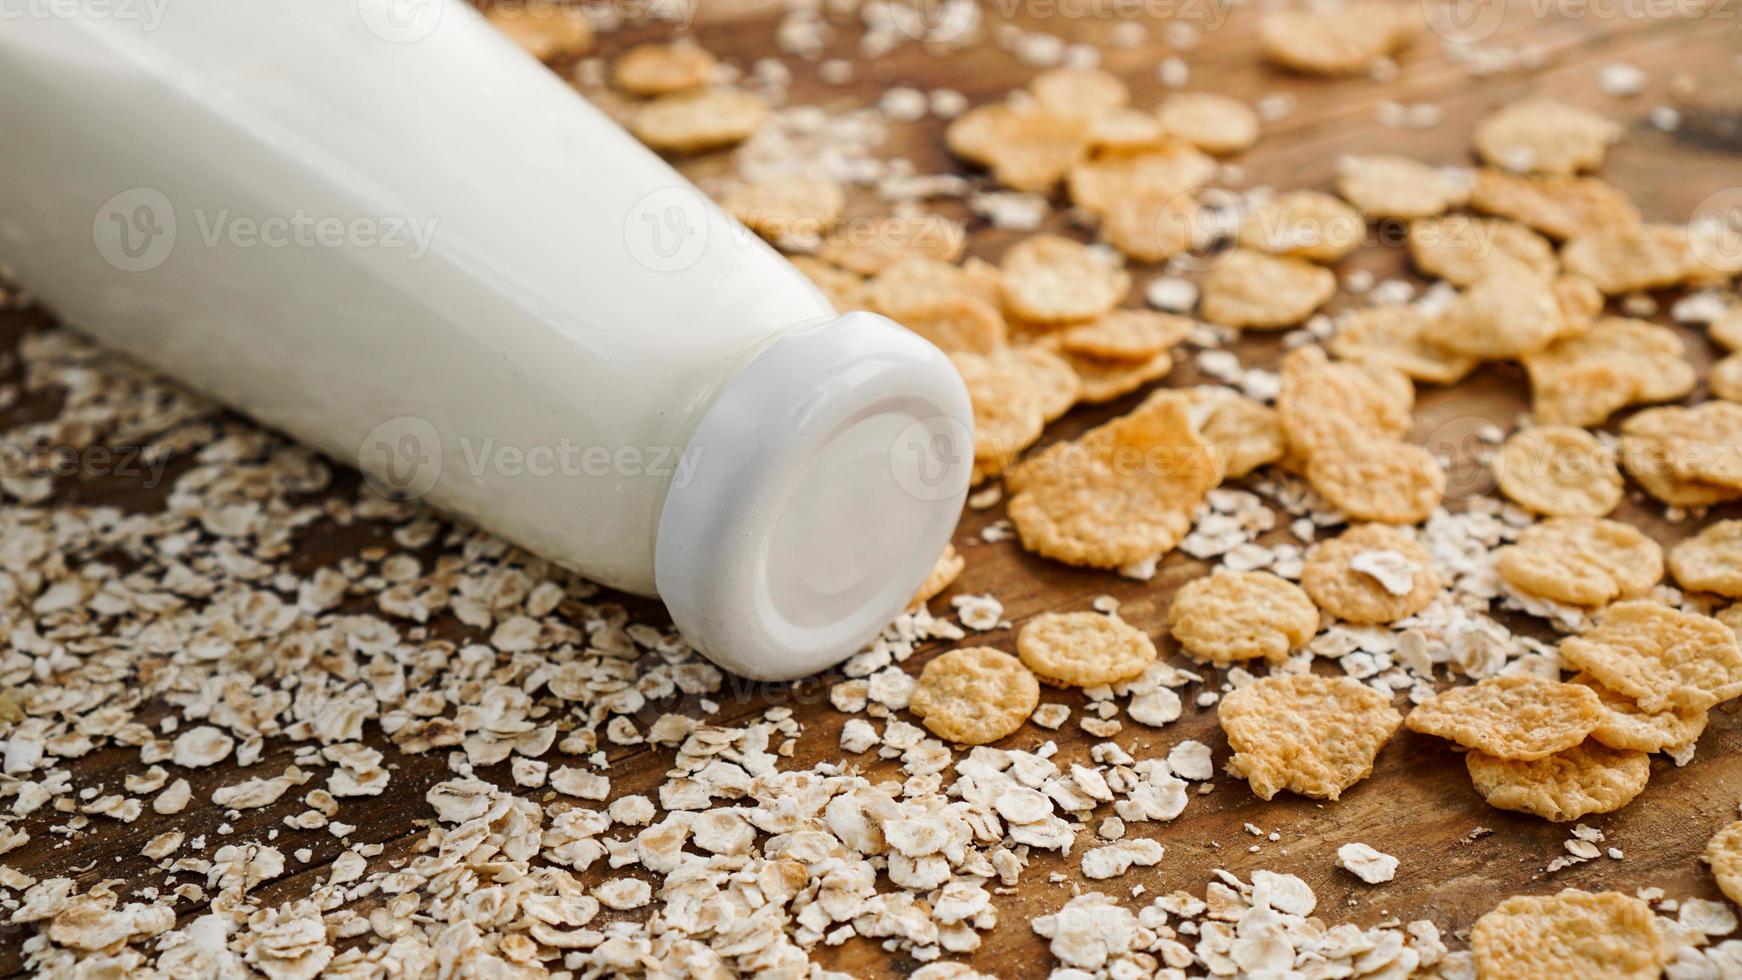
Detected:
[1471,889,1665,977]
[1405,675,1602,760]
[1218,674,1404,801]
[1167,570,1319,665]
[1017,611,1157,688]
[1496,518,1663,607]
[1559,600,1742,712]
[909,646,1040,745]
[630,87,768,154]
[1492,426,1623,517]
[1467,740,1652,821]
[1473,99,1622,176]
[1301,524,1441,624]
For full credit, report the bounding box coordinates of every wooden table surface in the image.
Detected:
[4,1,1742,976]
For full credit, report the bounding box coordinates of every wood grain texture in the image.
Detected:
[3,2,1742,976]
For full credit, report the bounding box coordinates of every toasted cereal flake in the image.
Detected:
[1335,155,1470,220]
[1302,524,1440,624]
[1098,193,1199,262]
[908,646,1039,745]
[818,214,966,275]
[1088,106,1170,150]
[1200,249,1336,330]
[1651,403,1742,491]
[1052,309,1193,360]
[910,544,966,610]
[1187,388,1286,478]
[1061,349,1177,404]
[1007,394,1222,568]
[946,102,1092,193]
[1711,352,1742,402]
[1470,169,1641,241]
[1337,842,1399,883]
[790,256,872,311]
[1407,215,1558,286]
[1492,426,1623,517]
[1167,570,1318,665]
[1712,308,1742,351]
[1472,889,1665,977]
[1467,740,1651,821]
[630,87,768,154]
[1621,406,1742,508]
[722,176,844,246]
[1328,304,1477,385]
[1474,99,1622,176]
[999,234,1131,324]
[1559,600,1742,712]
[1406,675,1602,760]
[895,297,1009,355]
[1570,673,1708,754]
[1238,191,1364,264]
[1157,92,1259,155]
[1669,521,1742,597]
[1562,223,1701,295]
[1010,345,1082,421]
[1525,319,1695,427]
[1259,1,1418,76]
[611,40,717,96]
[1031,67,1130,117]
[1017,611,1157,688]
[1705,821,1742,905]
[1218,674,1404,801]
[952,351,1046,478]
[1276,347,1413,460]
[1496,518,1663,607]
[1068,144,1218,214]
[1306,439,1446,525]
[485,4,592,60]
[1435,258,1565,360]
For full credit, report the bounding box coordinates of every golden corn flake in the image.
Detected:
[1496,518,1663,608]
[1704,821,1742,907]
[1620,406,1742,508]
[722,176,844,247]
[910,544,965,611]
[611,40,717,96]
[1329,304,1477,385]
[1009,346,1081,422]
[1258,1,1419,76]
[630,87,767,154]
[1552,274,1604,339]
[1653,402,1742,492]
[1525,318,1695,427]
[1669,520,1742,598]
[1466,739,1650,822]
[1186,387,1286,478]
[1086,107,1169,151]
[1200,249,1336,330]
[1030,67,1130,118]
[1237,191,1364,264]
[893,297,1008,355]
[1219,673,1404,801]
[1712,308,1742,352]
[1571,673,1708,755]
[1562,222,1700,295]
[485,4,593,60]
[1098,193,1198,263]
[1407,215,1558,286]
[1000,235,1130,324]
[1157,92,1259,155]
[1302,523,1441,625]
[1435,258,1564,360]
[1711,352,1742,403]
[909,647,1039,745]
[1007,394,1221,568]
[1473,99,1622,176]
[1406,675,1601,760]
[818,214,966,276]
[1492,425,1623,518]
[1053,310,1192,360]
[1016,611,1156,688]
[1335,154,1470,220]
[951,351,1046,478]
[1307,439,1446,525]
[1470,169,1641,241]
[1472,889,1665,979]
[1276,347,1413,459]
[1061,350,1175,404]
[1067,144,1218,214]
[790,256,871,311]
[1560,600,1742,712]
[1168,570,1318,665]
[871,257,1000,319]
[946,102,1093,194]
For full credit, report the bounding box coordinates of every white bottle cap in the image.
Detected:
[655,312,972,681]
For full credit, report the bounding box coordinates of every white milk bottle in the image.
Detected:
[0,0,973,680]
